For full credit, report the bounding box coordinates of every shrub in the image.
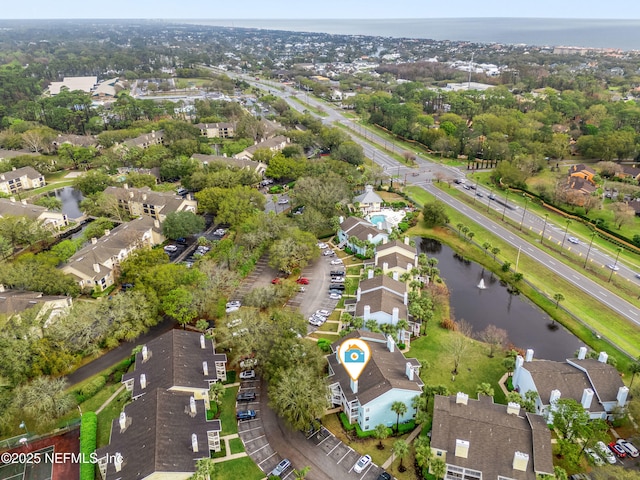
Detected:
[338,413,383,438]
[397,420,416,434]
[317,338,332,353]
[80,376,106,399]
[440,318,457,331]
[79,412,98,480]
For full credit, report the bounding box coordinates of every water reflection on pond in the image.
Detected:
[417,238,584,361]
[53,186,84,220]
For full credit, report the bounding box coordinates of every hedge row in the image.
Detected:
[79,412,98,480]
[338,413,394,439]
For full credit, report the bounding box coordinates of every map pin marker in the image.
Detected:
[338,338,371,381]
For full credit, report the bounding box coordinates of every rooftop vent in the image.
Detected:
[598,351,608,364]
[507,402,521,416]
[455,439,469,458]
[140,374,146,390]
[577,346,587,360]
[200,334,206,349]
[456,392,469,405]
[192,433,198,453]
[203,361,209,376]
[513,451,529,471]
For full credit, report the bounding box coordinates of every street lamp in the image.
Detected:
[19,420,28,436]
[501,189,510,221]
[519,194,529,231]
[608,248,622,283]
[540,213,549,245]
[584,232,597,269]
[560,219,572,250]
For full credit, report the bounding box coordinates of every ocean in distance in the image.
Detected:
[181,18,640,51]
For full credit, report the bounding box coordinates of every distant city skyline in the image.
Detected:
[3,0,639,20]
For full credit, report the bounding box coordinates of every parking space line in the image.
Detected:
[248,443,271,456]
[318,434,335,446]
[337,448,353,464]
[243,435,266,444]
[240,425,264,433]
[327,443,341,455]
[257,452,277,466]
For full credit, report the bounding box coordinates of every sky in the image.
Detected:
[3,0,639,20]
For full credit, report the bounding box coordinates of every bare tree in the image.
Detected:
[612,202,635,229]
[449,320,473,375]
[478,324,508,358]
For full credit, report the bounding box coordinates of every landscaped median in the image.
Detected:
[404,185,640,370]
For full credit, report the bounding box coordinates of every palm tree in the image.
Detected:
[390,401,408,433]
[456,223,464,238]
[393,439,409,472]
[430,457,446,480]
[629,358,640,388]
[373,424,389,450]
[476,382,495,397]
[553,292,565,308]
[467,231,475,243]
[491,246,500,260]
[365,319,380,332]
[482,241,492,255]
[413,436,432,470]
[503,357,516,377]
[461,225,469,239]
[293,466,311,479]
[209,381,226,409]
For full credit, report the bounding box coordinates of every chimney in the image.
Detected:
[513,355,525,386]
[456,392,469,405]
[91,237,98,245]
[512,452,529,472]
[392,270,398,281]
[577,346,587,360]
[200,334,206,349]
[525,349,534,362]
[549,389,561,404]
[104,229,110,236]
[11,167,15,171]
[140,374,147,389]
[374,251,378,265]
[93,263,100,273]
[0,284,4,293]
[0,174,5,180]
[141,345,148,362]
[403,291,408,305]
[617,386,629,407]
[114,453,123,472]
[203,361,209,376]
[129,191,134,198]
[387,335,395,353]
[404,236,409,245]
[392,307,399,324]
[118,412,127,431]
[405,362,414,381]
[407,262,413,272]
[581,388,594,409]
[367,233,373,241]
[507,402,521,416]
[191,433,199,453]
[154,219,160,229]
[190,396,197,415]
[20,199,26,205]
[455,439,469,458]
[339,216,344,224]
[350,378,358,394]
[382,236,388,244]
[356,287,361,301]
[123,183,129,189]
[9,196,15,202]
[598,351,608,364]
[367,269,374,279]
[142,193,147,201]
[363,305,371,321]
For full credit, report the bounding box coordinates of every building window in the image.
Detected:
[365,417,369,421]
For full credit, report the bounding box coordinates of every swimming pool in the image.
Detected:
[370,215,386,225]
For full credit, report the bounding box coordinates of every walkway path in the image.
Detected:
[211,433,249,464]
[381,424,423,469]
[95,385,126,415]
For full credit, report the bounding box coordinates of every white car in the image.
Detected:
[567,236,579,244]
[226,300,241,308]
[596,441,617,464]
[225,306,240,313]
[317,242,328,249]
[239,370,256,380]
[353,454,371,474]
[585,448,604,466]
[330,259,343,265]
[617,438,639,458]
[227,319,242,328]
[277,198,289,204]
[329,293,342,300]
[606,264,620,271]
[322,250,335,256]
[316,309,331,317]
[164,245,178,253]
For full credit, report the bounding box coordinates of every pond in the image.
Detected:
[417,238,585,361]
[52,186,84,220]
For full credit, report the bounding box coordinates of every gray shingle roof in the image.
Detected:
[431,395,554,479]
[567,358,625,404]
[354,185,383,205]
[97,388,221,479]
[328,330,422,405]
[0,166,43,182]
[521,360,592,408]
[123,329,227,399]
[105,186,191,216]
[0,198,47,220]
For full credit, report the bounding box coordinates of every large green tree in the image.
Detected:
[422,201,449,228]
[162,211,205,239]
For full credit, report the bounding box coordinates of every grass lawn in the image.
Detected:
[220,386,240,434]
[96,388,131,448]
[211,441,227,459]
[404,185,640,370]
[214,456,264,480]
[229,437,245,454]
[317,320,339,333]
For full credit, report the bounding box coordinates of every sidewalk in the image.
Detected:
[211,433,249,464]
[381,424,423,469]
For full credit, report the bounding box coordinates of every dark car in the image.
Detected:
[377,473,392,480]
[121,283,134,291]
[329,284,345,290]
[236,409,256,421]
[236,392,256,402]
[330,270,345,276]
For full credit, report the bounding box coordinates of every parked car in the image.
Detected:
[617,438,639,457]
[239,370,256,380]
[121,283,134,291]
[330,259,343,265]
[609,441,627,458]
[225,305,240,313]
[353,454,372,474]
[296,277,309,285]
[377,473,392,480]
[236,409,256,421]
[585,448,605,466]
[226,300,241,308]
[176,237,188,245]
[298,286,306,292]
[568,236,580,244]
[278,198,289,204]
[270,458,291,477]
[329,284,345,290]
[316,309,331,317]
[596,441,617,464]
[237,392,256,402]
[329,293,342,300]
[331,277,345,283]
[317,242,328,249]
[330,270,345,276]
[164,245,178,253]
[322,250,335,256]
[271,278,282,284]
